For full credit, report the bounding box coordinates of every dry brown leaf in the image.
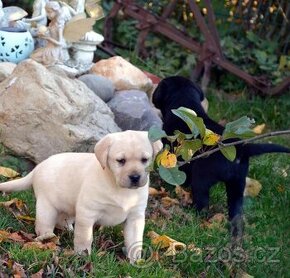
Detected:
[8,232,27,243]
[0,166,19,178]
[175,185,193,206]
[11,261,26,278]
[0,198,30,219]
[31,269,44,278]
[187,244,202,255]
[23,241,58,251]
[161,196,179,208]
[244,177,262,197]
[202,213,226,229]
[163,241,186,256]
[149,187,168,197]
[252,123,266,134]
[209,213,226,223]
[0,230,35,244]
[64,17,96,42]
[16,215,35,222]
[147,230,186,256]
[0,229,10,243]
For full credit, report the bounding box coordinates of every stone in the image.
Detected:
[0,62,16,82]
[107,90,162,131]
[90,56,153,94]
[78,74,115,103]
[0,59,120,163]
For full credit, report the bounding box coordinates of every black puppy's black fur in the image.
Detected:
[153,76,290,235]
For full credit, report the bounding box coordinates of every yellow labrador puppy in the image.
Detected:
[0,130,162,262]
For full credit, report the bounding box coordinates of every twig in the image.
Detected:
[179,130,290,166]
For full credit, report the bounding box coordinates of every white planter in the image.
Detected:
[70,31,104,65]
[0,27,34,63]
[71,40,97,65]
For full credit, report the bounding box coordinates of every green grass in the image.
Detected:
[0,91,289,277]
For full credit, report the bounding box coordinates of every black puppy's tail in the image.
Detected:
[243,143,290,157]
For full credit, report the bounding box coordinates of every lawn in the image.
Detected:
[0,89,289,277]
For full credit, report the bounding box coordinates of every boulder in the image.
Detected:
[107,90,162,131]
[90,56,153,94]
[78,74,115,103]
[0,59,120,163]
[0,62,16,82]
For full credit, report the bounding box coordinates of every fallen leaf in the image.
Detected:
[244,177,262,197]
[149,186,168,197]
[209,213,226,224]
[0,230,10,243]
[16,215,35,222]
[187,243,202,255]
[252,123,266,134]
[0,230,34,244]
[31,269,44,278]
[11,261,26,278]
[8,232,27,243]
[276,185,285,193]
[161,196,179,208]
[175,186,192,206]
[201,213,226,229]
[164,241,186,256]
[23,241,58,251]
[0,198,30,219]
[147,231,186,256]
[0,166,19,178]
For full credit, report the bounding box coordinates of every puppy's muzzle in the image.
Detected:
[129,174,141,186]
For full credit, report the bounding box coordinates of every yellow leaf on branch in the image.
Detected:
[156,150,177,168]
[252,123,266,134]
[203,129,220,146]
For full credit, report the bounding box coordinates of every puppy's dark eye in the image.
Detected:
[117,158,126,165]
[141,158,148,164]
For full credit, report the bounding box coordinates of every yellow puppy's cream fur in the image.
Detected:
[0,130,162,262]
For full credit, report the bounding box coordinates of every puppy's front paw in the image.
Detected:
[125,243,142,264]
[74,246,91,256]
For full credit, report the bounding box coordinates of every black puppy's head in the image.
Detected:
[152,76,207,114]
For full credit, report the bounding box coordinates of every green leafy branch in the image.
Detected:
[149,107,290,186]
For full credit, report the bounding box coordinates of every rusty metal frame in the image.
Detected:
[104,0,290,96]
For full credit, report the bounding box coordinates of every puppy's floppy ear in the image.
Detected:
[152,140,163,158]
[94,135,112,169]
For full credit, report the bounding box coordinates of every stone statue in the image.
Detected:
[22,0,49,29]
[60,0,85,16]
[0,1,28,29]
[30,1,71,65]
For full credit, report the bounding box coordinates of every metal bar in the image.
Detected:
[266,76,290,96]
[122,4,201,53]
[204,0,223,57]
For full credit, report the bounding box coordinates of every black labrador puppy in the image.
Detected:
[152,76,290,236]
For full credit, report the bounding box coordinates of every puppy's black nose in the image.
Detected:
[129,174,141,184]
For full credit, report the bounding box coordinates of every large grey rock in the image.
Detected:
[0,59,120,163]
[78,74,115,102]
[107,90,162,131]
